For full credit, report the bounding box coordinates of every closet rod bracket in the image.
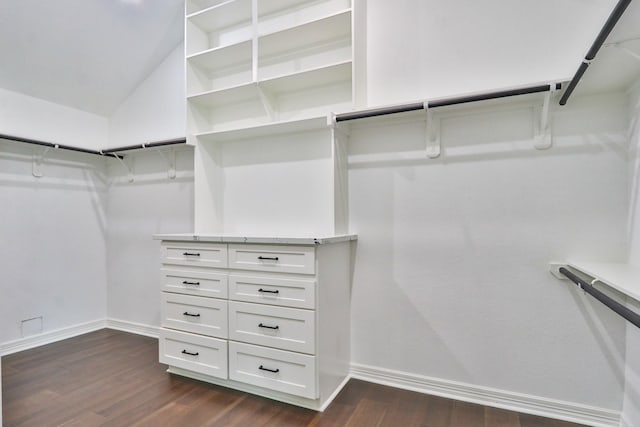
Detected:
[534,84,557,150]
[425,103,441,158]
[32,146,55,178]
[152,145,176,179]
[108,151,134,182]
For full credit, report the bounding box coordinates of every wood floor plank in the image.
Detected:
[344,398,387,427]
[485,406,522,427]
[1,330,590,427]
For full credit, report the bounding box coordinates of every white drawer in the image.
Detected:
[161,268,228,299]
[228,244,315,275]
[161,293,228,338]
[228,301,315,354]
[162,242,227,268]
[229,341,317,399]
[229,274,315,309]
[159,328,228,379]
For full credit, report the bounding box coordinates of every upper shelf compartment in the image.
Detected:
[258,10,352,82]
[185,0,354,136]
[186,40,253,96]
[186,0,252,55]
[257,0,351,36]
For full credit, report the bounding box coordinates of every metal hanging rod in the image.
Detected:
[0,133,104,156]
[559,0,633,106]
[335,83,562,122]
[0,133,186,157]
[559,267,640,329]
[101,137,187,154]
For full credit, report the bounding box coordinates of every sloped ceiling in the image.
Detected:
[0,0,184,117]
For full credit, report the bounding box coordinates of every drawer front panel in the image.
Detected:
[228,301,315,354]
[162,293,228,338]
[229,341,317,399]
[228,244,315,275]
[162,242,227,268]
[229,274,315,309]
[159,328,228,379]
[161,269,228,299]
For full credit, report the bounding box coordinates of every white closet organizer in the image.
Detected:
[186,0,354,135]
[156,234,356,410]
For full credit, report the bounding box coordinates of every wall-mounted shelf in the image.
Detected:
[186,0,353,134]
[194,116,329,143]
[186,0,253,55]
[186,41,253,95]
[258,0,351,36]
[566,262,640,303]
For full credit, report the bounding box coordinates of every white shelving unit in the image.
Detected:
[186,0,356,236]
[186,0,354,136]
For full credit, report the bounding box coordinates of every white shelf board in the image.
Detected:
[194,116,330,142]
[260,60,352,94]
[258,0,311,18]
[188,0,252,33]
[188,60,351,108]
[187,0,228,15]
[188,81,258,108]
[568,261,640,303]
[259,10,351,59]
[187,40,252,73]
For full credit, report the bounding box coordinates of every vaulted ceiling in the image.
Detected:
[0,0,184,116]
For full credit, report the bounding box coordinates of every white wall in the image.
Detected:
[622,81,640,427]
[108,42,185,148]
[347,92,629,410]
[364,0,616,107]
[0,140,109,345]
[106,149,193,327]
[105,40,192,327]
[0,87,108,150]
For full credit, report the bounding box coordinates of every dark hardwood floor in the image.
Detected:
[1,329,587,427]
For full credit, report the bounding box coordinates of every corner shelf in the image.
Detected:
[568,262,640,303]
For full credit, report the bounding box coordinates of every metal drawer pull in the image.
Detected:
[258,288,279,294]
[182,349,199,356]
[259,365,280,373]
[183,312,201,317]
[182,280,200,286]
[258,256,279,261]
[183,252,200,257]
[258,323,279,330]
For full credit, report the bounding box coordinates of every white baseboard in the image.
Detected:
[350,363,621,427]
[0,319,106,356]
[106,318,160,338]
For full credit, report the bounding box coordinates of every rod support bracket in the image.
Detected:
[32,146,54,178]
[109,152,134,182]
[549,262,569,280]
[425,103,441,159]
[152,145,176,179]
[534,87,554,150]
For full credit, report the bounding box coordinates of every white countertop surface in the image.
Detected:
[153,233,358,245]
